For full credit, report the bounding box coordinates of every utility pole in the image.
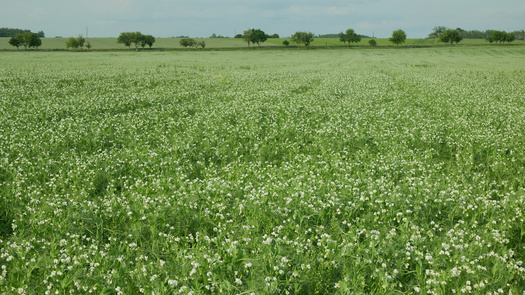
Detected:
[86,26,88,38]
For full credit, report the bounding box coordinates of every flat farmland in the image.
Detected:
[1,47,524,294]
[3,37,522,50]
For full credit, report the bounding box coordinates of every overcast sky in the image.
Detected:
[2,0,524,38]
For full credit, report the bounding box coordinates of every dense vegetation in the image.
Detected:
[0,27,44,38]
[1,47,524,294]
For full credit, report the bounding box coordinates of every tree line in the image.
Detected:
[0,27,44,38]
[429,26,521,43]
[8,32,42,49]
[5,27,523,50]
[117,32,156,50]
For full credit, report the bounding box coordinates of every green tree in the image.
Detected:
[339,32,347,46]
[16,32,41,49]
[368,39,377,47]
[428,26,447,38]
[117,32,133,48]
[197,41,206,49]
[66,37,79,49]
[290,31,315,48]
[439,29,462,44]
[8,35,23,49]
[345,28,361,46]
[29,33,42,49]
[179,38,196,48]
[505,32,515,43]
[143,35,155,48]
[242,29,254,47]
[130,32,144,50]
[491,31,506,44]
[252,29,267,47]
[389,29,407,46]
[86,41,92,50]
[282,40,290,47]
[77,35,86,49]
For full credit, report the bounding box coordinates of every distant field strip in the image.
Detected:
[2,37,524,50]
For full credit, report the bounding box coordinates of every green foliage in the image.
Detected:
[117,32,133,48]
[242,29,253,47]
[252,29,268,47]
[368,39,377,47]
[345,28,361,46]
[282,40,290,47]
[143,35,155,48]
[439,29,462,44]
[290,31,315,48]
[11,32,42,49]
[117,32,154,50]
[197,40,206,49]
[428,26,447,38]
[77,35,86,49]
[242,28,267,47]
[66,37,79,49]
[389,29,407,46]
[0,27,35,37]
[179,38,197,48]
[8,35,22,49]
[487,30,516,44]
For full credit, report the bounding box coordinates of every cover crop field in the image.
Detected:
[1,47,525,294]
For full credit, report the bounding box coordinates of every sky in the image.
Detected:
[2,0,524,38]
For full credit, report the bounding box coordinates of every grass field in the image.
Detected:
[1,47,525,294]
[2,36,524,50]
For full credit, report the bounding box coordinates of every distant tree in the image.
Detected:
[0,27,31,37]
[180,38,197,48]
[345,28,361,46]
[282,40,290,47]
[513,30,525,40]
[86,41,92,50]
[77,35,86,49]
[210,33,218,38]
[117,32,133,48]
[144,35,155,48]
[242,29,254,47]
[505,32,515,43]
[19,32,33,49]
[428,26,447,38]
[66,37,79,49]
[252,29,268,47]
[389,29,407,46]
[197,41,206,49]
[439,29,462,44]
[368,39,377,47]
[8,35,23,49]
[130,32,144,50]
[15,32,41,49]
[339,32,347,46]
[234,34,243,39]
[290,31,315,48]
[490,31,506,44]
[37,30,45,38]
[270,33,280,38]
[29,33,42,49]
